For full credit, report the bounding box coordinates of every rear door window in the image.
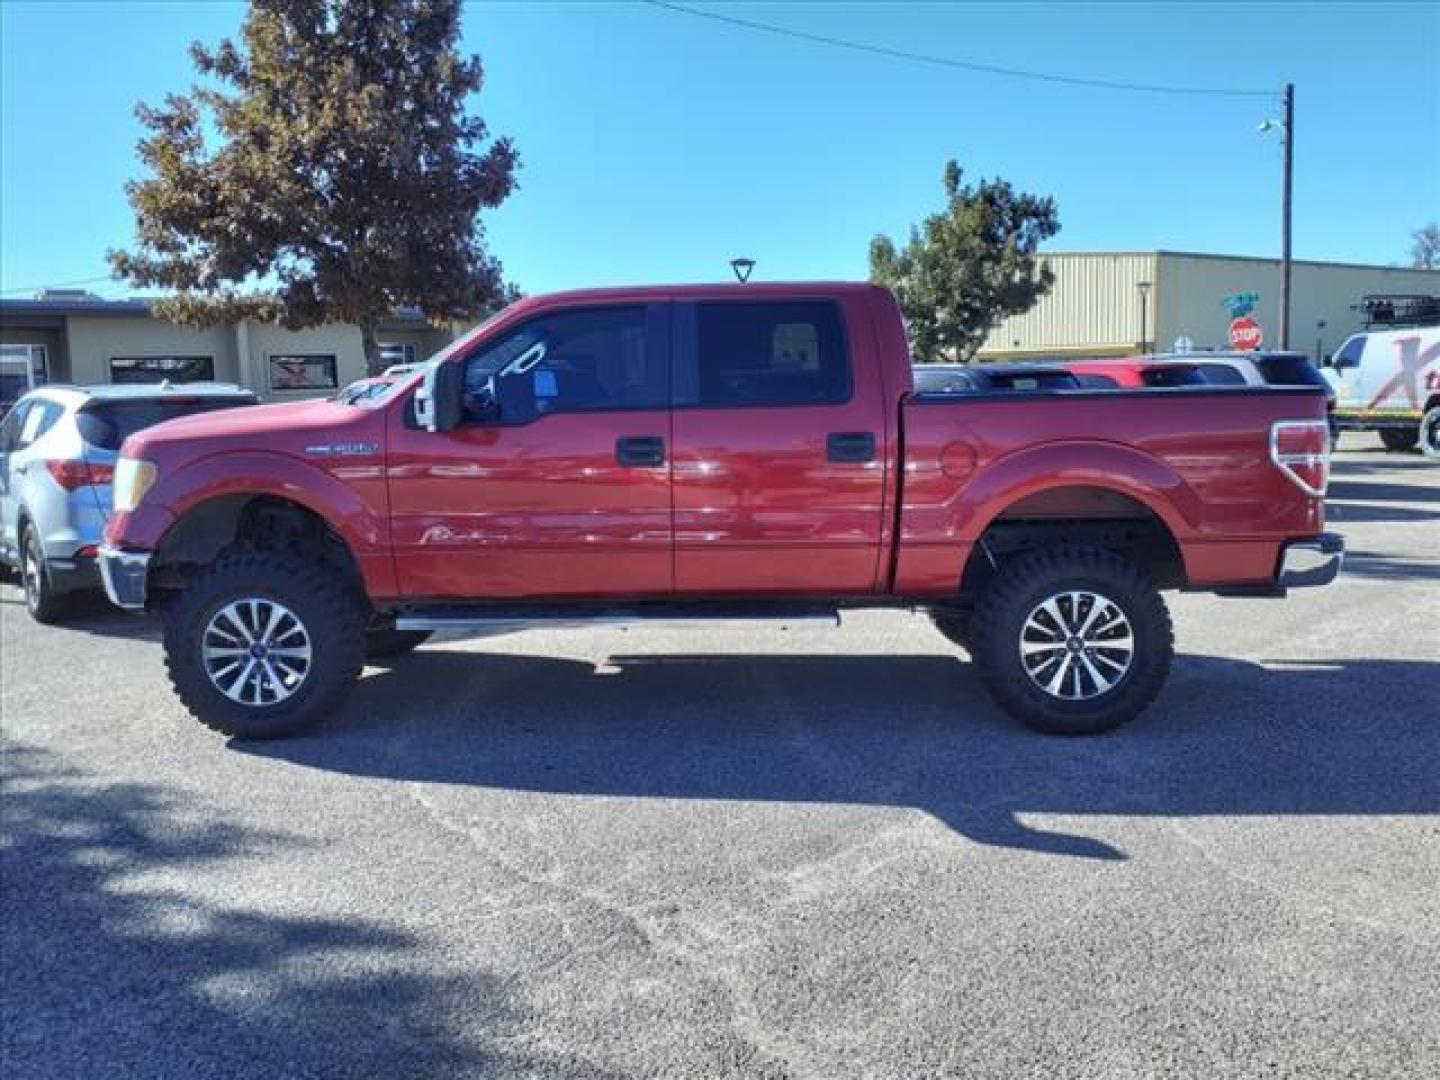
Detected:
[17,400,62,449]
[683,301,850,408]
[76,397,255,452]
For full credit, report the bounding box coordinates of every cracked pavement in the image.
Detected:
[3,436,1438,1078]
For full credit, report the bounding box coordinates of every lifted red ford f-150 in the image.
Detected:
[99,283,1342,738]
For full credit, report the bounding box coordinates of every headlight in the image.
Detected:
[112,458,158,513]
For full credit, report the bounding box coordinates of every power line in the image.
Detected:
[0,274,115,297]
[643,1,1275,99]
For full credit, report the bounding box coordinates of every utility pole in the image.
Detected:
[1280,82,1294,349]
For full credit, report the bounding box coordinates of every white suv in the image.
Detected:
[0,383,255,621]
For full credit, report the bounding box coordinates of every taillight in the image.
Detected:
[43,459,113,490]
[1269,420,1331,497]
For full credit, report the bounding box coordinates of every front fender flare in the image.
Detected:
[145,451,388,556]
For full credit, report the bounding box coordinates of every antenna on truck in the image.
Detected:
[730,258,755,283]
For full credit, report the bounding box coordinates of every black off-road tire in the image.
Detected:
[21,524,69,625]
[1420,407,1440,460]
[971,545,1173,736]
[164,552,366,739]
[930,610,973,653]
[1379,427,1418,453]
[365,626,433,660]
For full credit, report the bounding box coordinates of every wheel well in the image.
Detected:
[149,495,364,601]
[958,486,1185,599]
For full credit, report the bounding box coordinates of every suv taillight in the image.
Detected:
[1269,420,1331,497]
[44,459,114,491]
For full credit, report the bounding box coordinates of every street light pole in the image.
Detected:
[1280,82,1294,350]
[1136,280,1152,353]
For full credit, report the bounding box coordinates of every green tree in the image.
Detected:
[1410,223,1440,270]
[869,161,1060,362]
[110,0,518,374]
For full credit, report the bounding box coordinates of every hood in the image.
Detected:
[120,397,384,467]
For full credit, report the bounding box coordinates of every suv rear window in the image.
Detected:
[76,396,256,451]
[1141,366,1205,388]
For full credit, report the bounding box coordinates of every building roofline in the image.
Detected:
[0,297,154,319]
[1037,250,1440,274]
[0,295,442,329]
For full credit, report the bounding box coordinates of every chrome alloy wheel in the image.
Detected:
[1019,590,1134,701]
[202,598,313,706]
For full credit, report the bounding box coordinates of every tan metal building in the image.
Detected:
[1,291,454,405]
[977,252,1440,362]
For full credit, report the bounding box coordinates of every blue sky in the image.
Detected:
[2,1,1437,298]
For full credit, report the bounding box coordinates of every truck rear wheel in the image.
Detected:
[971,546,1173,735]
[164,552,365,739]
[1379,427,1418,453]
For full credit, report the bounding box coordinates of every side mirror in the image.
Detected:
[415,362,463,433]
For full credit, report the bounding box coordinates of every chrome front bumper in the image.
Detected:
[1278,532,1344,589]
[98,546,152,611]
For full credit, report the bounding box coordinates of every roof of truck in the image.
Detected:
[506,281,885,311]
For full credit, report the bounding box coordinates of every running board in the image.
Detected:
[395,600,842,633]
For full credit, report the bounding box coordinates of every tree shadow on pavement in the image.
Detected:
[242,648,1440,864]
[0,743,605,1080]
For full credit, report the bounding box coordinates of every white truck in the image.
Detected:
[1323,297,1440,457]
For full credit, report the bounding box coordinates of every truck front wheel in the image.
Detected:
[971,546,1173,735]
[164,552,366,739]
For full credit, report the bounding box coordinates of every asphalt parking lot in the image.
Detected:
[3,435,1438,1079]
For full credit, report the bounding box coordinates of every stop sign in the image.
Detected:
[1228,316,1263,350]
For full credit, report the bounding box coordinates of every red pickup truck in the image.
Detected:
[99,283,1341,739]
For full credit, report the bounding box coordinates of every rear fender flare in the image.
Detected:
[954,441,1200,546]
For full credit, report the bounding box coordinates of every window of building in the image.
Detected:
[689,301,850,407]
[110,355,215,385]
[461,306,662,424]
[1,344,49,407]
[269,354,339,391]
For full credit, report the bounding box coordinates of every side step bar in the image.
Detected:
[395,600,842,633]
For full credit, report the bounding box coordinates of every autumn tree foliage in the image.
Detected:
[110,0,518,373]
[870,161,1060,362]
